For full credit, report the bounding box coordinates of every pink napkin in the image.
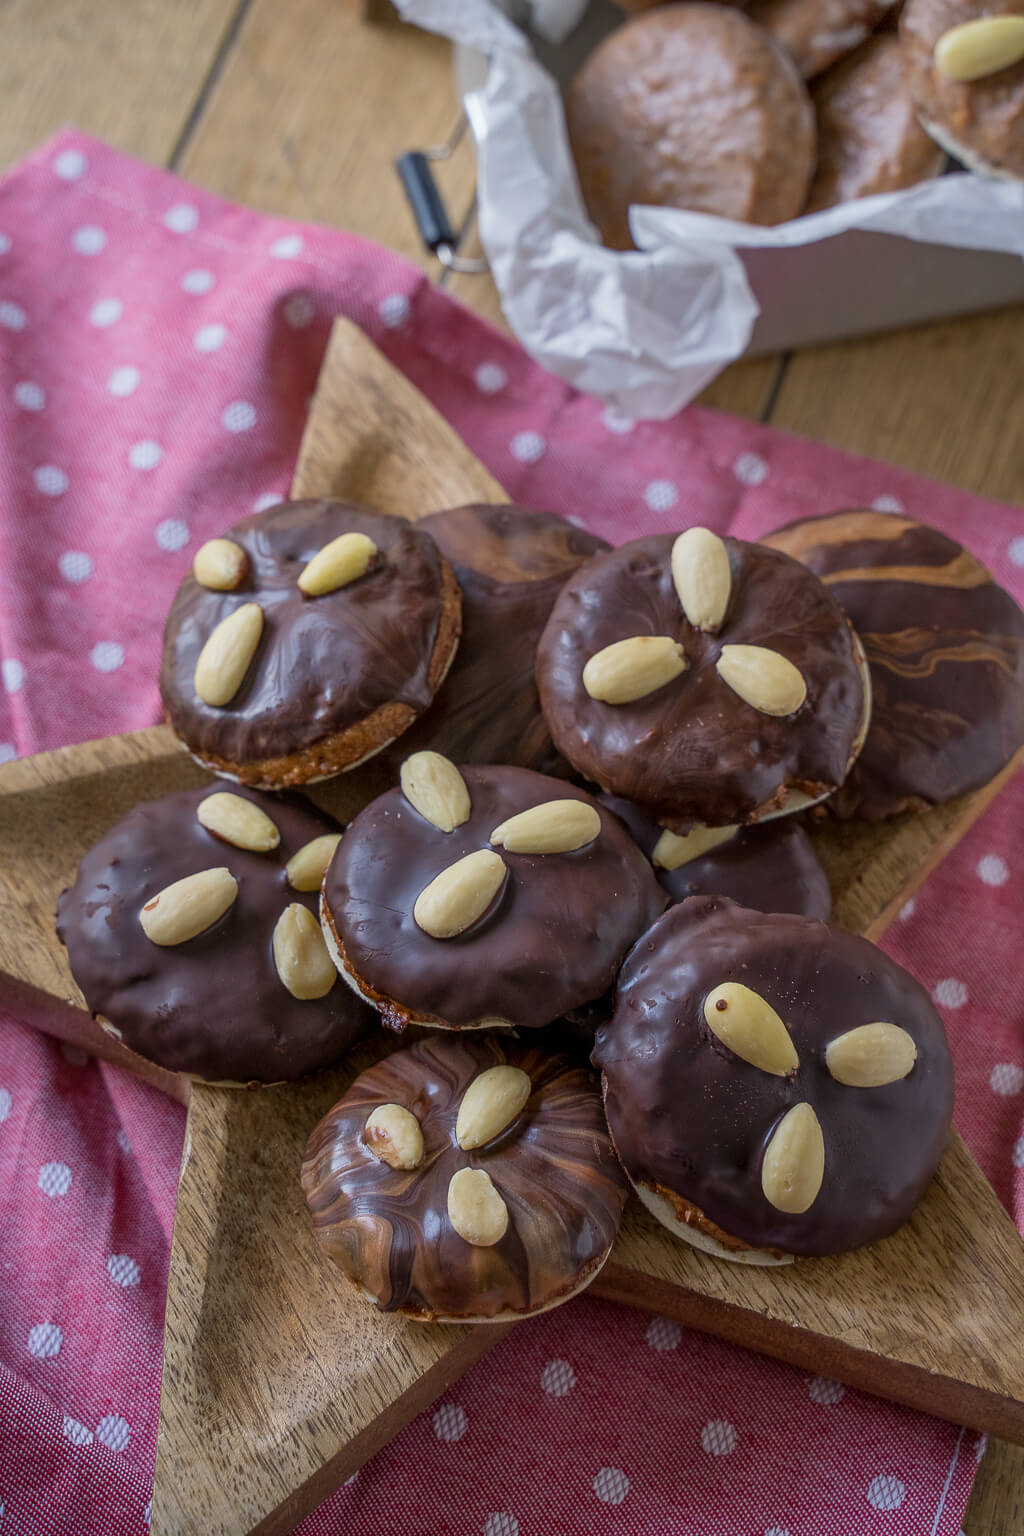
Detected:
[1,130,1021,1536]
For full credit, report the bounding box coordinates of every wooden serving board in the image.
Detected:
[1,318,1022,1536]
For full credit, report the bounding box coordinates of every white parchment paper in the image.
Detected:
[398,0,1024,419]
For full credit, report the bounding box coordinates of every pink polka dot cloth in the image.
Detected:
[0,130,1021,1536]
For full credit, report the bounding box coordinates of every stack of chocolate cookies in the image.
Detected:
[56,493,1024,1320]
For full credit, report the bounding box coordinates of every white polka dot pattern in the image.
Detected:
[195,324,227,353]
[117,1129,132,1154]
[0,744,15,763]
[0,1088,13,1122]
[899,899,916,920]
[934,978,968,1009]
[38,1162,73,1197]
[222,401,257,433]
[95,1414,130,1451]
[54,148,88,180]
[990,1063,1024,1096]
[733,451,768,487]
[3,660,26,693]
[601,405,634,435]
[128,440,163,470]
[155,519,190,552]
[872,494,904,514]
[71,226,106,255]
[701,1420,737,1456]
[1013,1137,1024,1168]
[866,1474,905,1511]
[592,1467,629,1505]
[474,362,507,394]
[644,479,678,512]
[163,204,199,234]
[27,1322,62,1359]
[0,301,27,330]
[510,431,546,464]
[89,298,123,327]
[432,1403,468,1441]
[34,465,68,497]
[59,551,93,583]
[808,1376,845,1405]
[63,1416,93,1446]
[270,234,304,259]
[1009,536,1024,567]
[540,1359,576,1396]
[181,269,215,295]
[977,855,1009,886]
[13,381,45,410]
[379,294,409,328]
[106,1254,141,1287]
[107,365,140,397]
[90,642,124,673]
[645,1317,681,1351]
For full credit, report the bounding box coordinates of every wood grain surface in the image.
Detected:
[0,2,1020,1529]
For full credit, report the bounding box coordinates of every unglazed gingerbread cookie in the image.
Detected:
[321,756,665,1031]
[593,896,954,1260]
[763,509,1024,817]
[749,0,898,77]
[900,0,1024,177]
[384,504,609,775]
[536,527,870,829]
[806,35,947,209]
[566,5,816,247]
[160,499,461,788]
[56,785,371,1082]
[601,794,832,916]
[301,1034,628,1320]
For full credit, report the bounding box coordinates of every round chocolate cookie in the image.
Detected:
[593,896,954,1260]
[566,5,816,249]
[301,1034,627,1320]
[749,0,899,78]
[805,34,947,210]
[900,0,1024,177]
[763,509,1024,817]
[384,504,609,775]
[160,499,461,788]
[536,527,870,829]
[56,784,371,1082]
[601,793,832,916]
[322,757,666,1031]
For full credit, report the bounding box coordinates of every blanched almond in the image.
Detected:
[761,1103,824,1214]
[447,1167,509,1247]
[272,903,336,999]
[400,751,471,833]
[413,849,507,939]
[582,636,687,705]
[652,823,738,870]
[139,867,238,945]
[363,1104,424,1170]
[455,1065,532,1149]
[671,527,731,632]
[193,538,248,591]
[716,644,807,717]
[297,532,378,596]
[704,982,799,1076]
[935,15,1024,80]
[285,833,342,892]
[197,792,280,852]
[490,800,600,855]
[193,602,264,707]
[826,1022,917,1087]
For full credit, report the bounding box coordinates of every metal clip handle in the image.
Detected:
[395,119,488,276]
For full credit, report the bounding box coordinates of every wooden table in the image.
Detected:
[2,2,1021,1530]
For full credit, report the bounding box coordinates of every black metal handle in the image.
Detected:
[396,151,456,255]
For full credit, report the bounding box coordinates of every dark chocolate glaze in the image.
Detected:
[56,785,372,1082]
[160,499,456,765]
[764,510,1024,818]
[536,534,866,829]
[301,1034,627,1318]
[384,504,610,775]
[601,793,832,918]
[325,766,666,1030]
[593,897,954,1256]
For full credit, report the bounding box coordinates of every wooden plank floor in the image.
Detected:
[1,1,1020,1529]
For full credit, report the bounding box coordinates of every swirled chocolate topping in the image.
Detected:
[301,1034,627,1319]
[536,533,867,829]
[763,510,1024,818]
[384,504,610,775]
[56,785,371,1082]
[160,499,459,774]
[593,896,954,1257]
[601,793,832,918]
[324,765,666,1030]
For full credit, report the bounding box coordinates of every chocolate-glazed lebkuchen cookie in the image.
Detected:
[160,499,461,788]
[763,510,1024,818]
[601,793,832,917]
[536,528,870,829]
[321,756,665,1032]
[384,504,610,775]
[301,1034,628,1320]
[593,896,954,1261]
[56,785,372,1082]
